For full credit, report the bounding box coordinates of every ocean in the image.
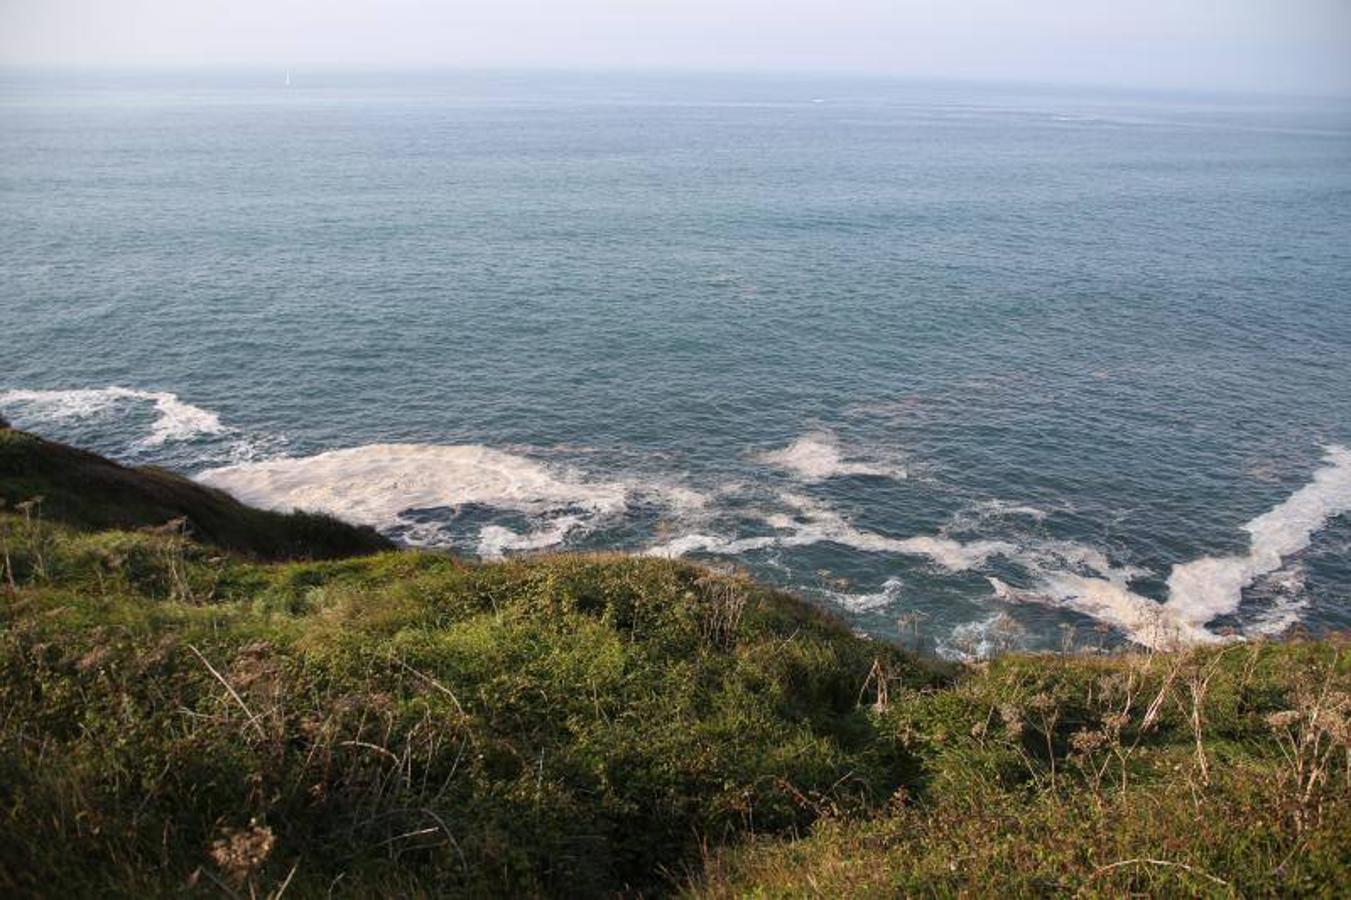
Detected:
[3,69,1349,655]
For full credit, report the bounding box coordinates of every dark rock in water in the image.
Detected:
[0,414,9,429]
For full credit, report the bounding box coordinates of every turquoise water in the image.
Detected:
[4,70,1350,654]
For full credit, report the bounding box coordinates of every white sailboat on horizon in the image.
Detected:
[285,68,291,88]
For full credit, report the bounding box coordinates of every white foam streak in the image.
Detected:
[1165,445,1351,630]
[0,387,226,447]
[999,446,1351,648]
[478,517,587,559]
[198,444,628,535]
[644,533,779,559]
[198,443,713,557]
[771,495,1016,570]
[1043,573,1217,647]
[650,492,1016,571]
[936,613,1025,661]
[951,499,1049,530]
[828,576,904,612]
[758,431,906,482]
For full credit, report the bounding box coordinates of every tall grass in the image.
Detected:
[0,429,1345,897]
[0,514,939,897]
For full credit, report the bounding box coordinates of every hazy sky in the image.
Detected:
[3,0,1349,95]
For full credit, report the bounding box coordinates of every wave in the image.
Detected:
[947,498,1050,532]
[644,532,779,559]
[9,386,1342,647]
[1245,566,1310,638]
[1165,445,1351,631]
[826,576,905,613]
[0,387,227,447]
[994,446,1351,648]
[197,442,706,557]
[477,517,588,559]
[648,491,1016,571]
[756,431,907,482]
[935,612,1027,661]
[1032,572,1215,647]
[652,447,1350,647]
[197,442,627,526]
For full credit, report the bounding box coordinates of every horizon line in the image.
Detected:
[2,62,1349,104]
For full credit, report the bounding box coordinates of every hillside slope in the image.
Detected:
[0,516,938,898]
[0,426,391,560]
[0,432,1346,898]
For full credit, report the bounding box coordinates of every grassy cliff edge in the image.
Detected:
[0,429,1346,898]
[0,426,392,561]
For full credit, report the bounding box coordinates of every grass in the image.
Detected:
[0,513,937,897]
[691,642,1350,898]
[0,428,392,561]
[0,429,1347,897]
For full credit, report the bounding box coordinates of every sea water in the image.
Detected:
[3,69,1349,654]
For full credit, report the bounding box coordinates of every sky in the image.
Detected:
[2,0,1349,96]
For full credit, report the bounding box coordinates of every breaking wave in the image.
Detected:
[651,447,1350,648]
[6,385,1344,648]
[935,612,1028,661]
[993,445,1351,648]
[827,576,905,613]
[197,443,703,558]
[757,431,907,482]
[0,386,226,447]
[647,491,1016,571]
[1165,446,1351,631]
[648,494,1141,587]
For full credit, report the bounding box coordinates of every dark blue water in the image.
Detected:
[4,70,1350,654]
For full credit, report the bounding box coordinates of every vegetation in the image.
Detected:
[0,430,1347,897]
[694,640,1350,898]
[0,427,391,561]
[0,506,935,897]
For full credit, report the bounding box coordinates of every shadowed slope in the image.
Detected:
[0,427,392,560]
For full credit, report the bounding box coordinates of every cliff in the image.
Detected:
[0,432,1344,897]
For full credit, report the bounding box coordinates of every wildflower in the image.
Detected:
[1027,692,1056,712]
[1265,710,1300,730]
[1070,729,1107,756]
[209,819,275,884]
[76,645,113,673]
[1097,673,1127,698]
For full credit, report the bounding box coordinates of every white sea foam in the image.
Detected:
[757,431,907,482]
[651,449,1350,647]
[0,387,227,447]
[1040,572,1216,647]
[889,534,1017,570]
[1242,566,1310,638]
[478,517,588,559]
[1021,540,1148,584]
[1165,446,1351,630]
[197,442,711,558]
[996,446,1351,648]
[991,540,1220,649]
[198,442,628,530]
[988,561,1215,649]
[952,499,1049,528]
[649,491,1016,571]
[987,577,1037,603]
[770,494,1017,570]
[644,532,779,559]
[828,576,905,613]
[935,613,1027,661]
